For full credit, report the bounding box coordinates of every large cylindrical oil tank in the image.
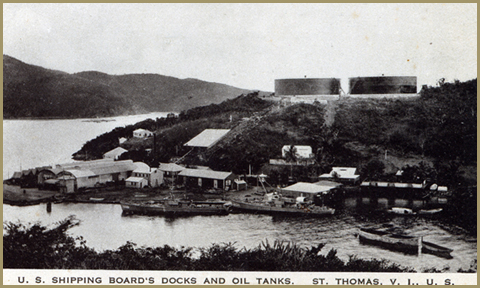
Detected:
[275,78,341,96]
[349,76,417,94]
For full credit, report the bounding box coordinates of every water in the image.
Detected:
[3,113,171,179]
[2,116,477,272]
[3,203,475,272]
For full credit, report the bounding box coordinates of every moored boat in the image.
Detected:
[231,193,335,216]
[163,199,232,216]
[121,199,232,216]
[418,208,443,215]
[121,200,166,215]
[358,227,453,259]
[387,207,443,215]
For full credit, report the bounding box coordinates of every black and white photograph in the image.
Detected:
[3,3,477,285]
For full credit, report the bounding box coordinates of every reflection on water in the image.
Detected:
[3,203,476,272]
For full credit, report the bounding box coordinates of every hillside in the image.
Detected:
[74,79,476,186]
[3,55,260,118]
[73,80,476,234]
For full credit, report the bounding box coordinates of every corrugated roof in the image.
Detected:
[65,169,96,178]
[103,147,128,157]
[313,180,342,187]
[126,177,147,183]
[134,128,153,133]
[133,162,150,172]
[184,129,231,148]
[61,160,136,178]
[282,182,333,194]
[159,163,185,172]
[56,159,115,169]
[89,161,136,175]
[179,168,232,180]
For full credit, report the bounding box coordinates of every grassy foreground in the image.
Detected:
[4,217,415,272]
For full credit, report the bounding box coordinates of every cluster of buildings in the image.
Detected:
[10,129,247,194]
[8,80,448,205]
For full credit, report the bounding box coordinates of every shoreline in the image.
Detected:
[4,111,179,121]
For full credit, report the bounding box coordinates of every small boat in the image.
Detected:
[89,197,105,202]
[358,227,453,259]
[231,193,335,217]
[418,208,443,215]
[387,207,443,215]
[388,207,415,215]
[121,199,232,216]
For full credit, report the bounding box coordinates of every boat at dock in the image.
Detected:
[121,199,232,216]
[358,226,453,259]
[387,207,443,215]
[231,192,335,216]
[121,200,166,215]
[163,199,232,216]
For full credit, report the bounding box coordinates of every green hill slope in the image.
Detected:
[3,55,259,118]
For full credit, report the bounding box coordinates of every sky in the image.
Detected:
[3,3,477,92]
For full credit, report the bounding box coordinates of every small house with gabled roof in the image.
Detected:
[178,168,237,191]
[133,128,154,138]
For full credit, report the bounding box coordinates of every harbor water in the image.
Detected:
[3,116,477,272]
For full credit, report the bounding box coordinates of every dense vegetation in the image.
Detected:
[73,79,476,234]
[3,55,256,118]
[4,217,417,271]
[76,79,476,184]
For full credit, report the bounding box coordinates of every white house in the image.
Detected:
[55,160,136,193]
[133,128,154,138]
[126,176,148,188]
[149,168,164,188]
[282,145,313,159]
[319,167,360,184]
[131,162,164,188]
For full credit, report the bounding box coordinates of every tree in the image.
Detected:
[284,145,298,163]
[360,159,385,181]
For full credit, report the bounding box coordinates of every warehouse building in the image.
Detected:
[178,168,237,191]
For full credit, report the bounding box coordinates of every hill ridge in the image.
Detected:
[3,55,264,119]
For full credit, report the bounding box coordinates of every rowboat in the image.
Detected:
[358,227,453,259]
[387,207,443,215]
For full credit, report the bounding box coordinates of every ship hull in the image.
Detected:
[358,228,453,259]
[232,201,335,216]
[121,201,231,216]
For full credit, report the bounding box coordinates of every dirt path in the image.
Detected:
[323,100,337,127]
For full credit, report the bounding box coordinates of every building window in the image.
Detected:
[198,178,202,187]
[214,180,218,189]
[226,180,231,186]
